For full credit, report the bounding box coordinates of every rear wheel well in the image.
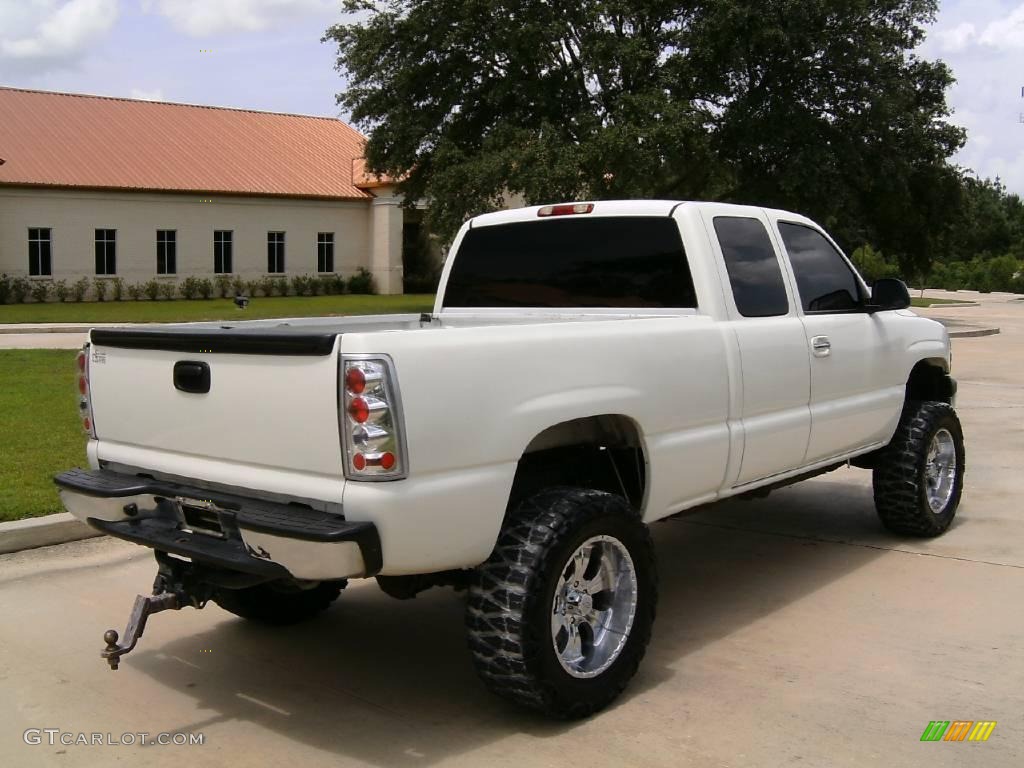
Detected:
[507,416,647,516]
[906,359,954,404]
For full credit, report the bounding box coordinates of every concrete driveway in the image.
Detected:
[1,295,1022,767]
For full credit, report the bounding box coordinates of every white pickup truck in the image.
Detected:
[57,200,964,718]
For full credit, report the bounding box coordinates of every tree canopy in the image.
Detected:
[326,0,967,274]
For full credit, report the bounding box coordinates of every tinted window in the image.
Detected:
[779,223,863,313]
[28,228,52,276]
[214,230,233,274]
[714,217,789,317]
[443,217,696,308]
[95,229,116,275]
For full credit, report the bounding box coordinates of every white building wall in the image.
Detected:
[0,187,404,293]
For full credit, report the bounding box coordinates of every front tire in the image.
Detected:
[873,401,965,537]
[466,488,657,719]
[213,580,344,625]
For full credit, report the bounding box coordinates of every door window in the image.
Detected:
[779,223,864,313]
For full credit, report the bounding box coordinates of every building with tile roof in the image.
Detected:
[0,87,411,295]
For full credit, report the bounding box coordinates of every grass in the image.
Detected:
[0,350,87,522]
[0,294,435,325]
[911,297,973,307]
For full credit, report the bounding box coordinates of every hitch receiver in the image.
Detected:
[102,592,182,670]
[101,552,222,670]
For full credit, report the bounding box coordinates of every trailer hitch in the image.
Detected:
[101,552,214,670]
[102,592,182,670]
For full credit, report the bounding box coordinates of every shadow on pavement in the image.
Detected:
[129,479,889,767]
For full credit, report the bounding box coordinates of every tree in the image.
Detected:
[326,0,965,259]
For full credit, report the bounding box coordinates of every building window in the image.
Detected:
[317,232,334,273]
[157,230,176,275]
[214,230,233,273]
[267,231,285,273]
[28,228,52,276]
[95,229,116,275]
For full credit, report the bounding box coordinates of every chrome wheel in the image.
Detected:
[551,534,638,679]
[925,428,957,512]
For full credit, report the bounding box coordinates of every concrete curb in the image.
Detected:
[948,326,1000,338]
[0,326,92,335]
[0,323,135,335]
[925,302,980,308]
[0,513,101,555]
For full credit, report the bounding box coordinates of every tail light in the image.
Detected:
[339,355,407,480]
[76,344,97,438]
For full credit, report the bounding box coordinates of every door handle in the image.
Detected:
[811,336,831,358]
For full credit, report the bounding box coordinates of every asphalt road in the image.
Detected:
[1,294,1021,768]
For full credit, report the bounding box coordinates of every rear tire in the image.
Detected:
[466,487,657,719]
[213,580,344,625]
[873,401,965,537]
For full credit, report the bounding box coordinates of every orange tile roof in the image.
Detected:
[0,86,377,200]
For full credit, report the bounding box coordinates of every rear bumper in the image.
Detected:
[54,468,381,580]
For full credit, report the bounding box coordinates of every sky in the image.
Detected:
[1,0,1022,195]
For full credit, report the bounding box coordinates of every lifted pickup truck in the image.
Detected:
[57,200,964,718]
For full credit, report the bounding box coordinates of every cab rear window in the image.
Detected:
[442,217,697,308]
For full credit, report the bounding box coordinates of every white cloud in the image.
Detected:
[922,1,1024,194]
[146,0,333,37]
[936,22,976,52]
[0,0,118,71]
[979,5,1024,49]
[129,87,165,101]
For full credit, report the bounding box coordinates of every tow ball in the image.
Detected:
[102,592,183,670]
[101,553,213,670]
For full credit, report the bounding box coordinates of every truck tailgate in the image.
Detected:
[87,327,343,477]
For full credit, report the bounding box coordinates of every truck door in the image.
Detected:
[705,213,812,485]
[774,221,905,463]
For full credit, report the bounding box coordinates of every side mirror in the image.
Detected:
[866,278,911,312]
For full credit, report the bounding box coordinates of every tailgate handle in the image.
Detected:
[173,361,211,394]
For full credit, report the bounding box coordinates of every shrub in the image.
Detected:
[197,278,214,299]
[850,245,900,284]
[143,279,160,301]
[329,273,347,294]
[291,274,315,296]
[111,277,125,301]
[93,278,108,302]
[126,282,143,301]
[244,279,260,298]
[70,277,89,303]
[215,275,232,298]
[180,276,200,300]
[159,281,176,300]
[53,279,69,302]
[347,267,376,295]
[259,276,286,297]
[30,281,51,303]
[11,277,30,303]
[0,274,10,304]
[314,276,332,295]
[403,272,441,293]
[232,276,246,296]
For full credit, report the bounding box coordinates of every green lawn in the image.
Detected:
[911,296,973,307]
[0,350,87,522]
[0,294,435,325]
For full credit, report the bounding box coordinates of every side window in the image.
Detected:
[778,222,863,313]
[713,216,789,317]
